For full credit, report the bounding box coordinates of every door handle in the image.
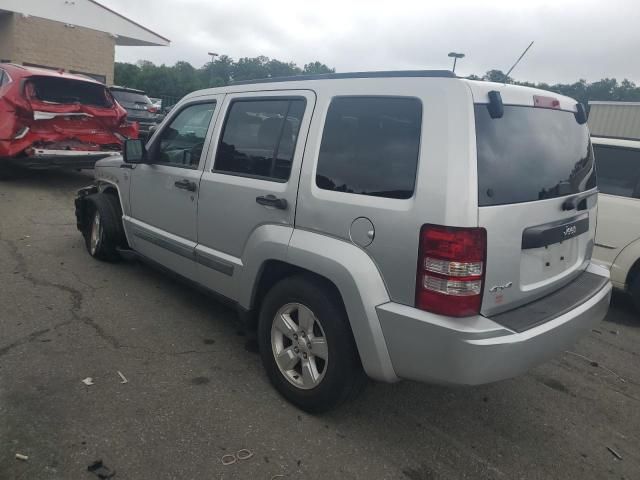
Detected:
[256,194,288,210]
[174,179,197,192]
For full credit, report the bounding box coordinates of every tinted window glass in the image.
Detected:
[156,102,216,168]
[316,97,421,199]
[111,90,152,105]
[594,145,640,198]
[475,105,596,206]
[0,70,6,86]
[214,99,305,181]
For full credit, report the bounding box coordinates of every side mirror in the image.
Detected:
[149,124,158,135]
[123,139,146,164]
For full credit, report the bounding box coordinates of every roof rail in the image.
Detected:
[231,70,456,86]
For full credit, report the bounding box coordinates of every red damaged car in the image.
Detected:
[0,63,138,169]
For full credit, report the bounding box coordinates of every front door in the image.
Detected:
[196,90,316,299]
[127,98,221,280]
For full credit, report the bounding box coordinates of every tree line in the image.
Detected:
[114,55,334,101]
[115,56,640,107]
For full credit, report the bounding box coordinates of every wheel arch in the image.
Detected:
[242,229,398,383]
[610,237,640,290]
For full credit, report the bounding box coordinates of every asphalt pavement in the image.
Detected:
[0,169,638,480]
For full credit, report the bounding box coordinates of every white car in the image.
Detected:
[592,136,640,311]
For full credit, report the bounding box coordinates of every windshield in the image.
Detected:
[111,90,152,105]
[475,104,596,206]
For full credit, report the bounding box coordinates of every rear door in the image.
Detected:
[473,99,597,316]
[127,97,222,280]
[195,90,315,299]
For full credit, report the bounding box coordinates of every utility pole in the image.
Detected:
[208,52,219,87]
[447,52,465,74]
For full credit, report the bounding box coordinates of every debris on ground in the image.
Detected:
[591,329,602,334]
[607,446,623,460]
[610,330,619,335]
[15,453,28,461]
[221,449,254,466]
[236,449,253,460]
[117,371,128,384]
[87,459,116,479]
[221,454,236,466]
[82,377,95,386]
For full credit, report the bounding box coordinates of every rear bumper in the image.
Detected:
[12,149,120,169]
[377,264,611,385]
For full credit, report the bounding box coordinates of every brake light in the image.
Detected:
[416,225,487,317]
[533,95,560,109]
[147,105,158,114]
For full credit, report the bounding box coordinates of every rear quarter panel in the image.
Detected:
[295,78,478,305]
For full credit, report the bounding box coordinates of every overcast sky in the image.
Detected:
[104,0,640,84]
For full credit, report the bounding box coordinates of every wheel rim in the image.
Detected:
[271,302,328,390]
[89,211,102,255]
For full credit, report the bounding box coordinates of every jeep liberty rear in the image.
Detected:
[75,71,611,412]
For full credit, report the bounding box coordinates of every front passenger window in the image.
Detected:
[156,102,216,168]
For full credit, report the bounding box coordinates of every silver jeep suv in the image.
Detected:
[75,70,612,412]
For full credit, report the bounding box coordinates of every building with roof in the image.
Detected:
[589,101,640,141]
[0,0,169,85]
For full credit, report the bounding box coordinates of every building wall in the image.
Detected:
[0,13,16,62]
[9,14,116,84]
[589,103,640,140]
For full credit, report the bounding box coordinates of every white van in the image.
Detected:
[592,136,640,311]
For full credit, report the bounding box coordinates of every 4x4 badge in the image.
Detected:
[489,282,513,293]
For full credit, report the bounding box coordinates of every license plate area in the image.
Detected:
[520,214,588,291]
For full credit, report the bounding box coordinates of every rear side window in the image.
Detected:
[316,97,422,199]
[214,98,306,181]
[111,90,152,105]
[475,105,596,206]
[594,145,640,198]
[0,69,6,86]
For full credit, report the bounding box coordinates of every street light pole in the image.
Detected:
[208,52,219,87]
[447,52,465,73]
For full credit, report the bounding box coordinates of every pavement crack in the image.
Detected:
[118,345,218,357]
[0,234,120,349]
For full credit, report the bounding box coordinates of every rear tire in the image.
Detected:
[258,274,366,413]
[83,193,125,262]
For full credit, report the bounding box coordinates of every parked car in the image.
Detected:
[0,63,137,170]
[109,86,163,139]
[592,136,640,311]
[75,71,612,412]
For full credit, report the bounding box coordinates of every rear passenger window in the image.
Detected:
[594,145,640,198]
[214,98,306,181]
[316,97,422,199]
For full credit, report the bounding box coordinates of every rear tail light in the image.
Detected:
[416,225,487,317]
[147,105,158,114]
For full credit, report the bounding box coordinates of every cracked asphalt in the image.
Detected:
[1,169,639,480]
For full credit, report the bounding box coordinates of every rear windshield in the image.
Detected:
[475,105,595,206]
[111,90,152,105]
[28,77,113,107]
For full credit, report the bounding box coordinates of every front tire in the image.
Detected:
[83,193,124,262]
[258,275,366,413]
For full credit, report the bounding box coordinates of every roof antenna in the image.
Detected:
[503,41,534,84]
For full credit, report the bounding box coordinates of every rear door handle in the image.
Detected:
[174,179,197,192]
[256,194,288,210]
